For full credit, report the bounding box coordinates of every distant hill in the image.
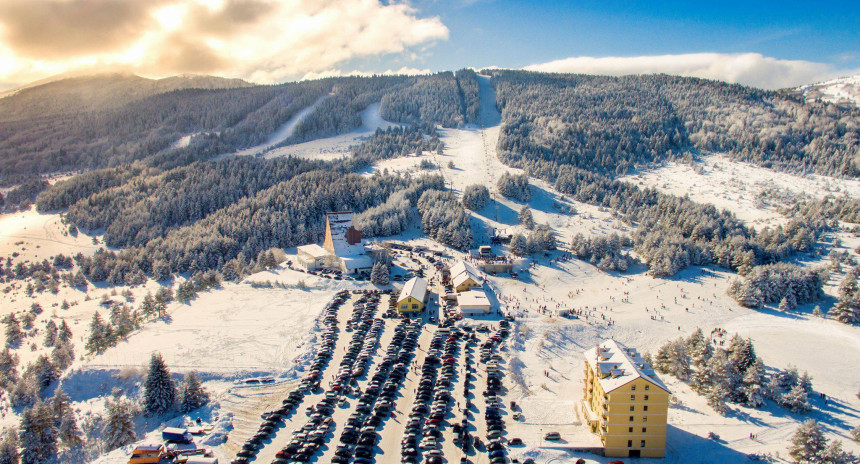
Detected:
[799,74,860,108]
[0,72,252,122]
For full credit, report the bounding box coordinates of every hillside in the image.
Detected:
[800,74,860,108]
[0,73,252,122]
[1,69,859,464]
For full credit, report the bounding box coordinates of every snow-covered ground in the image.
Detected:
[621,154,860,228]
[232,94,332,158]
[800,74,860,107]
[3,73,860,463]
[259,102,400,161]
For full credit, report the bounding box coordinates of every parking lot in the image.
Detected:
[230,261,517,464]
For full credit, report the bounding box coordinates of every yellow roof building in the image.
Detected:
[582,340,670,458]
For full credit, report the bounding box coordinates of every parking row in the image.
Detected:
[332,318,423,464]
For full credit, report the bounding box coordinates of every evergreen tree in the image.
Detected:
[57,321,72,344]
[462,184,490,211]
[57,411,83,449]
[781,384,812,414]
[19,401,57,464]
[518,206,534,229]
[176,281,197,303]
[31,355,57,392]
[41,321,56,348]
[179,371,209,413]
[143,353,176,415]
[370,262,390,286]
[850,425,860,442]
[103,398,136,451]
[788,419,827,463]
[152,260,171,282]
[50,341,74,371]
[0,428,19,464]
[831,298,860,324]
[50,389,72,427]
[0,349,19,387]
[85,312,108,354]
[510,234,528,256]
[707,383,729,415]
[742,359,766,408]
[779,291,797,311]
[4,315,23,348]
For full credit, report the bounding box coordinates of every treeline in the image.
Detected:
[353,177,446,238]
[455,69,481,124]
[653,328,813,414]
[462,184,490,211]
[350,125,443,165]
[569,233,633,272]
[497,172,531,202]
[488,69,860,178]
[417,190,473,250]
[727,263,826,309]
[41,157,331,249]
[509,226,556,256]
[0,80,330,180]
[70,172,441,282]
[485,69,843,277]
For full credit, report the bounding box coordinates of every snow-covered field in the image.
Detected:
[621,154,860,228]
[258,102,400,161]
[3,73,860,463]
[801,74,860,107]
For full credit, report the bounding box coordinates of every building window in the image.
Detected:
[628,427,633,433]
[645,385,650,391]
[627,440,632,448]
[644,405,649,412]
[642,427,647,433]
[641,440,646,447]
[644,395,649,401]
[631,385,636,391]
[643,416,648,423]
[629,416,634,422]
[412,304,418,309]
[630,394,635,401]
[629,406,635,412]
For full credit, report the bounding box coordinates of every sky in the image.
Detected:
[0,0,858,91]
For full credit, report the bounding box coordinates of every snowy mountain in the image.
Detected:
[799,74,860,107]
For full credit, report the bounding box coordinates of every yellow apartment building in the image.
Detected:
[582,340,670,458]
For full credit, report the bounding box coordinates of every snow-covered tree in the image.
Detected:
[781,384,812,414]
[85,312,109,354]
[788,419,827,463]
[179,371,209,413]
[50,341,74,371]
[31,355,57,392]
[0,349,19,387]
[57,321,72,344]
[741,359,766,408]
[850,425,860,442]
[42,321,57,348]
[57,411,83,449]
[707,383,729,415]
[143,353,176,415]
[510,234,528,256]
[50,389,72,427]
[518,206,534,230]
[19,401,57,464]
[0,428,19,464]
[103,398,136,451]
[370,262,389,286]
[462,184,490,211]
[779,291,797,311]
[4,315,23,348]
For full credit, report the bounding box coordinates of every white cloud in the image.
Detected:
[524,53,846,89]
[0,0,449,85]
